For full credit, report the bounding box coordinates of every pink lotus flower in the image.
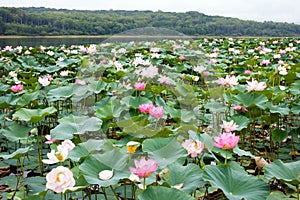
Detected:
[134,82,147,90]
[213,132,240,150]
[232,105,248,112]
[181,139,204,158]
[157,75,172,85]
[217,75,238,88]
[10,84,23,92]
[139,103,154,113]
[244,70,252,75]
[46,166,75,193]
[179,56,185,61]
[246,80,267,92]
[57,139,75,152]
[149,106,164,118]
[220,120,238,132]
[129,157,158,178]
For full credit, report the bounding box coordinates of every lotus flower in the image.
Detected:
[139,103,154,114]
[134,82,147,90]
[10,84,23,92]
[220,120,238,133]
[129,157,158,178]
[46,166,75,193]
[149,106,164,118]
[213,132,240,150]
[181,139,204,158]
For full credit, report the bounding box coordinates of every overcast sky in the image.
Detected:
[1,0,299,24]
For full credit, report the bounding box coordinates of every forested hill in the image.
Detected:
[1,7,300,37]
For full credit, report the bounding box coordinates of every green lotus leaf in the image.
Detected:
[265,103,290,115]
[51,115,102,140]
[129,96,152,108]
[142,137,186,168]
[79,150,130,187]
[271,128,288,142]
[264,159,300,185]
[18,91,40,106]
[266,191,295,200]
[138,186,195,200]
[291,103,300,114]
[0,147,32,160]
[95,97,128,119]
[203,164,270,200]
[1,122,33,143]
[230,115,250,131]
[88,81,106,94]
[0,94,19,108]
[46,85,77,101]
[13,107,57,123]
[164,162,205,193]
[204,101,227,113]
[232,93,268,109]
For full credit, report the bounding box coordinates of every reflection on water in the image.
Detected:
[0,37,108,48]
[0,35,196,48]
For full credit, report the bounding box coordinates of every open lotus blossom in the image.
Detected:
[57,139,75,152]
[42,148,69,164]
[181,139,205,158]
[220,120,239,132]
[129,157,158,178]
[217,75,238,87]
[179,55,185,60]
[38,76,51,86]
[277,66,288,75]
[10,84,23,92]
[46,166,75,193]
[213,132,240,150]
[246,80,267,91]
[149,106,164,118]
[139,103,154,113]
[134,82,147,90]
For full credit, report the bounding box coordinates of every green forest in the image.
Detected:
[0,7,300,36]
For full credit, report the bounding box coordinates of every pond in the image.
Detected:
[0,35,200,48]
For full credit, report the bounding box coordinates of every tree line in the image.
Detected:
[0,7,300,37]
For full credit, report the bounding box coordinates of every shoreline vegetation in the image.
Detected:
[0,35,296,39]
[0,7,300,37]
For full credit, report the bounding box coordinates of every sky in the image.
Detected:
[1,0,299,24]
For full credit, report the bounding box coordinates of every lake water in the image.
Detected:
[0,35,199,48]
